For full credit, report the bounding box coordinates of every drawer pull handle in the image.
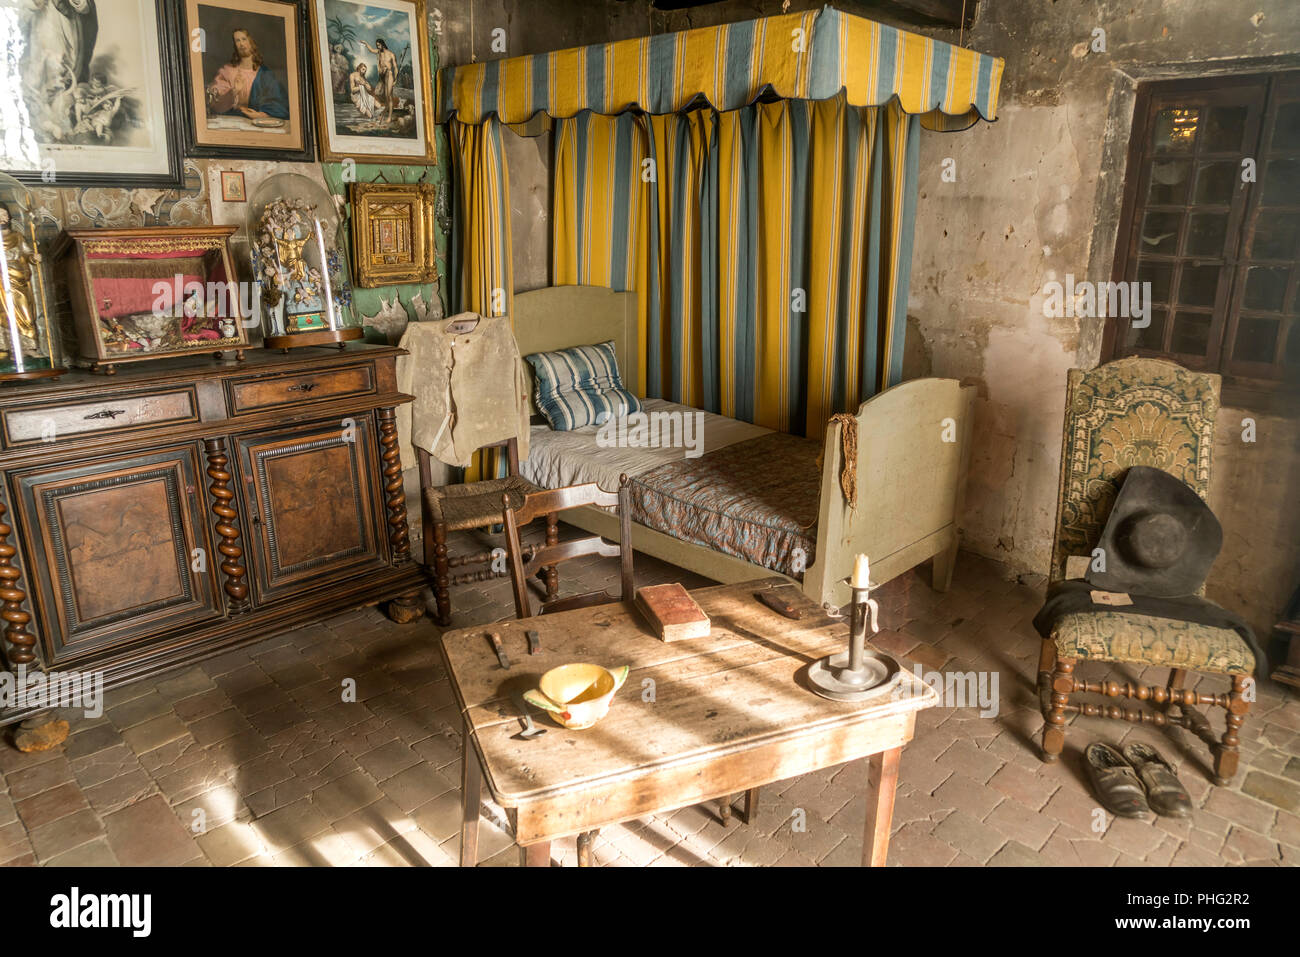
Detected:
[84,409,126,420]
[288,382,318,393]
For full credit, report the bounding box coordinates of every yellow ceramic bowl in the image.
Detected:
[523,663,629,730]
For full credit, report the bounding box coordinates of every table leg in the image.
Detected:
[862,747,901,867]
[576,830,596,867]
[521,841,552,867]
[460,718,480,867]
[743,788,760,825]
[719,796,734,825]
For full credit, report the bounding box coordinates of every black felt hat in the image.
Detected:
[1085,466,1222,599]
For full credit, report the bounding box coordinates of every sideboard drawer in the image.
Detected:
[227,364,376,414]
[2,389,199,446]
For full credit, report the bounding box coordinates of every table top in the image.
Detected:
[440,578,939,807]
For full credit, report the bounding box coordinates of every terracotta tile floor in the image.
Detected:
[2,524,1296,866]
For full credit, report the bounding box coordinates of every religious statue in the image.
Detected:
[0,205,38,348]
[255,197,327,333]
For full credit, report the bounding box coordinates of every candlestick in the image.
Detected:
[807,571,898,702]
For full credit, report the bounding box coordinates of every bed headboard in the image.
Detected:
[512,286,640,405]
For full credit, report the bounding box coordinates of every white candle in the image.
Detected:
[851,554,870,589]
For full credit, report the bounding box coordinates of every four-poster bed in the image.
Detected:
[434,6,1004,605]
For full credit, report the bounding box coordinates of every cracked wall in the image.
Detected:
[912,0,1300,636]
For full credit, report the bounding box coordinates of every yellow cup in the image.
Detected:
[522,663,630,730]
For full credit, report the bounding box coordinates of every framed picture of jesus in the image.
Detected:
[306,0,435,163]
[175,0,316,161]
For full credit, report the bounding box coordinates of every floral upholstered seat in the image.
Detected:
[1051,611,1255,676]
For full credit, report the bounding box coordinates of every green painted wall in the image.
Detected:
[321,27,452,341]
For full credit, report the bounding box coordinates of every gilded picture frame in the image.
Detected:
[307,0,436,164]
[350,182,437,287]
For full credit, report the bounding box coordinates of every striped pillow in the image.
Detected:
[525,341,642,431]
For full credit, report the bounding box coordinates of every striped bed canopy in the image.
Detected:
[438,5,1004,132]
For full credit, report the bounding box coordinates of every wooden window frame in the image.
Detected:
[1103,71,1300,412]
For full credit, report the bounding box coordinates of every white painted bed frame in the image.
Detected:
[512,285,975,609]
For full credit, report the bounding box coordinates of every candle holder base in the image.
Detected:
[808,650,901,702]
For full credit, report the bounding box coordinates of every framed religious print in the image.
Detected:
[349,182,436,286]
[306,0,435,163]
[0,0,185,188]
[174,0,316,161]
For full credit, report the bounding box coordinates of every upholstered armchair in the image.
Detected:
[1038,357,1254,784]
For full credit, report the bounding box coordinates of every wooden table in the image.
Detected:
[440,579,939,867]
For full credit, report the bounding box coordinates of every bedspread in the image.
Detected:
[626,432,822,577]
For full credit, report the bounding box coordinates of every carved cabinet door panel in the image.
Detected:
[236,416,388,604]
[11,445,223,669]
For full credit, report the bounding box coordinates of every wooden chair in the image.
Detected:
[418,437,558,626]
[500,478,633,619]
[1038,357,1253,784]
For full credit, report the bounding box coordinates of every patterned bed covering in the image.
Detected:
[626,432,822,577]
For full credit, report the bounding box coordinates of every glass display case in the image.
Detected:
[0,173,66,382]
[247,173,363,350]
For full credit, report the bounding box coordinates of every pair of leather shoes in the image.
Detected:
[1084,741,1193,818]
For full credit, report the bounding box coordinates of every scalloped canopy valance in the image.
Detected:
[438,6,1004,132]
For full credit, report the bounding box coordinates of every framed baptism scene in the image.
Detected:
[0,0,184,188]
[175,0,316,161]
[306,0,435,163]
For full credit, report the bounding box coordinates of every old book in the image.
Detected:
[635,583,711,641]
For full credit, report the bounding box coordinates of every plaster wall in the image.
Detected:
[909,0,1300,635]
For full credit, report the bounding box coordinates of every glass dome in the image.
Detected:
[246,173,362,349]
[0,173,66,381]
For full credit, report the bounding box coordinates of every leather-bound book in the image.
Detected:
[635,583,711,641]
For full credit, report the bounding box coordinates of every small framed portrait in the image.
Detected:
[350,182,437,287]
[175,0,315,161]
[1,0,184,188]
[308,0,436,163]
[220,170,248,201]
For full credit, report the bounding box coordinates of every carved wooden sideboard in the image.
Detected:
[0,343,424,746]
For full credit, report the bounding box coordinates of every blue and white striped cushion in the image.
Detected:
[525,340,642,431]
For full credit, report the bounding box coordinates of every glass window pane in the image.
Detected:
[1243,266,1289,311]
[1272,101,1300,152]
[1250,211,1300,260]
[1263,158,1300,205]
[1285,321,1300,366]
[1154,108,1200,152]
[1171,314,1212,355]
[1233,317,1280,364]
[1147,160,1190,205]
[1137,260,1173,303]
[1125,308,1167,351]
[1140,211,1181,254]
[1186,212,1228,256]
[1204,106,1247,152]
[1178,264,1221,307]
[1193,161,1236,205]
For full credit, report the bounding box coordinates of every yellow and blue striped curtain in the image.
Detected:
[446,7,1003,438]
[449,118,513,320]
[448,118,514,481]
[551,93,919,437]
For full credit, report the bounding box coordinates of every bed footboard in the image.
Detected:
[803,378,975,610]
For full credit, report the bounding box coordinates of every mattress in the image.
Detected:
[522,398,768,491]
[522,399,821,576]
